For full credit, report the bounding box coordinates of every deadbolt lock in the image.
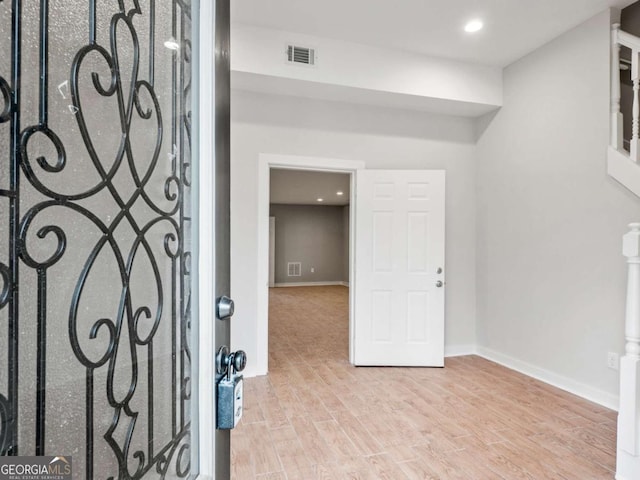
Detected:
[217,296,235,320]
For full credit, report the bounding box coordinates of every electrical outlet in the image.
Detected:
[310,267,315,273]
[607,352,619,370]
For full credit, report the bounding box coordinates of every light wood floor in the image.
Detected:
[231,286,617,479]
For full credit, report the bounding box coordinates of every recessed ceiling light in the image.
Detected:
[336,191,344,196]
[317,198,324,202]
[464,19,484,33]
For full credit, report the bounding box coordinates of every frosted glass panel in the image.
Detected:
[0,1,198,478]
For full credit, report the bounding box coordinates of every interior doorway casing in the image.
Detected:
[269,216,276,287]
[257,154,365,374]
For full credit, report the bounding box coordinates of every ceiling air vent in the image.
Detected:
[286,44,316,66]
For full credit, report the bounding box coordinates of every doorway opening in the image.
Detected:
[256,154,365,374]
[269,169,351,289]
[268,169,352,364]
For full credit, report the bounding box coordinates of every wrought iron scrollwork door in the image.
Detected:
[0,0,197,478]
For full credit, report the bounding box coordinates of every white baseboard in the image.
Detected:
[616,449,640,480]
[242,365,268,378]
[274,281,349,287]
[445,344,477,357]
[476,346,619,411]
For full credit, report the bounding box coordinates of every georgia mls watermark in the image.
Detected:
[0,456,72,480]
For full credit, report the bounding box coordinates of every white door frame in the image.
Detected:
[195,0,216,477]
[257,154,366,373]
[269,217,276,287]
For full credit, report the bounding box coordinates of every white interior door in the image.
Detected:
[354,170,445,366]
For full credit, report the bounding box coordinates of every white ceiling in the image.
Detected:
[232,0,634,67]
[270,170,351,206]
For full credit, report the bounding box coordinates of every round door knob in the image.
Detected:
[216,347,248,374]
[231,350,247,372]
[436,280,444,288]
[216,345,230,375]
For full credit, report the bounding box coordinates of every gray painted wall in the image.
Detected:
[270,204,347,283]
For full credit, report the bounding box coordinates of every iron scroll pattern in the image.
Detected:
[0,0,193,478]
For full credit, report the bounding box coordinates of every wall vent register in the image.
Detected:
[287,262,302,277]
[286,44,316,66]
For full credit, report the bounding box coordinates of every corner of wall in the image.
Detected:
[473,6,624,406]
